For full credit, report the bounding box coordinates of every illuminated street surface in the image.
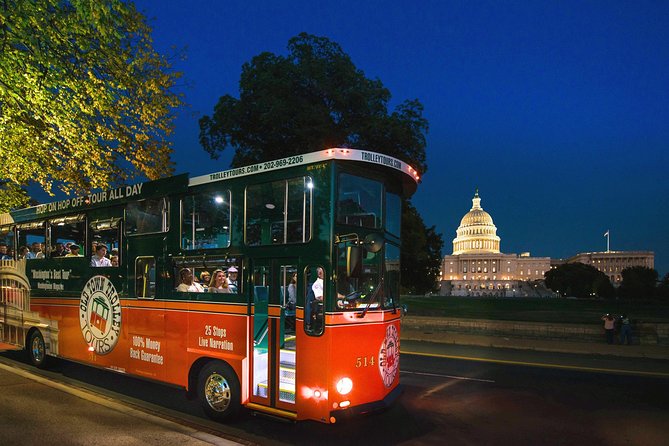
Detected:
[2,343,668,446]
[0,356,241,446]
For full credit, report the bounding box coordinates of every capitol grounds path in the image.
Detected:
[399,296,669,376]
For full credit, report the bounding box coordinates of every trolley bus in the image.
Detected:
[0,148,419,423]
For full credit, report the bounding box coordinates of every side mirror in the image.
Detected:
[363,233,384,253]
[347,246,363,278]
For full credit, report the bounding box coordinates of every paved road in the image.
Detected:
[2,343,668,445]
[399,347,669,446]
[0,357,240,446]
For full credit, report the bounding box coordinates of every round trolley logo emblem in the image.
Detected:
[79,275,122,355]
[378,324,399,387]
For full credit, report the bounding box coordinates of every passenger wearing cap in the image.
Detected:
[227,266,239,293]
[66,244,82,257]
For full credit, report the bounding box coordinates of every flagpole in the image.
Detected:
[604,230,610,252]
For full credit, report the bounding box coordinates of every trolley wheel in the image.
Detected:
[197,361,241,421]
[26,330,48,368]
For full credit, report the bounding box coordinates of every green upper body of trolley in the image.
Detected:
[0,149,419,315]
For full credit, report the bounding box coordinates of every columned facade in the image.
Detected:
[562,251,655,284]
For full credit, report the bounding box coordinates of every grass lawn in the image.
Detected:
[401,296,669,325]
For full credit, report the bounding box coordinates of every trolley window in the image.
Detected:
[16,221,46,259]
[304,265,325,336]
[385,192,401,237]
[136,257,156,299]
[337,174,382,228]
[245,177,312,246]
[0,225,15,259]
[126,198,169,235]
[50,214,86,258]
[181,190,231,250]
[90,218,122,266]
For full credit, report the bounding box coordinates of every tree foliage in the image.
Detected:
[657,272,669,300]
[199,33,442,294]
[0,0,182,211]
[401,201,444,295]
[545,263,614,299]
[618,266,659,300]
[199,32,428,173]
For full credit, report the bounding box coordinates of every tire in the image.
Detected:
[197,361,241,421]
[26,330,48,368]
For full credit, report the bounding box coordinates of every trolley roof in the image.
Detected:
[2,148,419,224]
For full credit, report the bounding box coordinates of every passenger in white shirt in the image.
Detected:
[176,268,204,292]
[91,244,112,267]
[312,267,324,301]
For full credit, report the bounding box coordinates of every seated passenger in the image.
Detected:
[110,255,119,267]
[176,268,204,292]
[26,242,44,259]
[17,246,29,259]
[0,243,11,260]
[66,244,82,257]
[208,269,230,293]
[51,243,66,258]
[226,266,239,293]
[199,271,211,291]
[91,244,112,267]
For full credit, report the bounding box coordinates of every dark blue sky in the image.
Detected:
[133,0,668,275]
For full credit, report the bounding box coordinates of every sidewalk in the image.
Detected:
[401,324,669,361]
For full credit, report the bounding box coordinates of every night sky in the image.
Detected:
[127,1,668,275]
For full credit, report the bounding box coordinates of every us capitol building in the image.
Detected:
[440,191,551,297]
[439,191,654,297]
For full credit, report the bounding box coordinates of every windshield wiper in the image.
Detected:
[357,278,383,318]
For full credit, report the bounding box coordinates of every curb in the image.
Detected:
[400,332,669,361]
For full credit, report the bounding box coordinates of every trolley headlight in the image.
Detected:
[336,377,353,395]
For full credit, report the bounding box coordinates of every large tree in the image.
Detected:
[618,266,658,300]
[401,201,444,294]
[199,32,427,173]
[545,263,614,299]
[199,33,442,293]
[0,0,182,211]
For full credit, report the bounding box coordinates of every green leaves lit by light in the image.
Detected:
[0,0,183,211]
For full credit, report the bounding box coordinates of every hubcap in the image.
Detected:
[204,372,231,412]
[32,336,44,363]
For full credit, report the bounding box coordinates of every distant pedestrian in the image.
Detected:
[619,314,632,345]
[602,314,615,344]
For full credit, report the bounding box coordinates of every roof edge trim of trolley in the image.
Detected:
[188,148,421,187]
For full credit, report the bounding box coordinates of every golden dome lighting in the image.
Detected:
[452,190,501,255]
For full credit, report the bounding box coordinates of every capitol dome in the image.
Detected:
[452,190,501,255]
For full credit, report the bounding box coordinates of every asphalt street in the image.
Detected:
[1,340,668,446]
